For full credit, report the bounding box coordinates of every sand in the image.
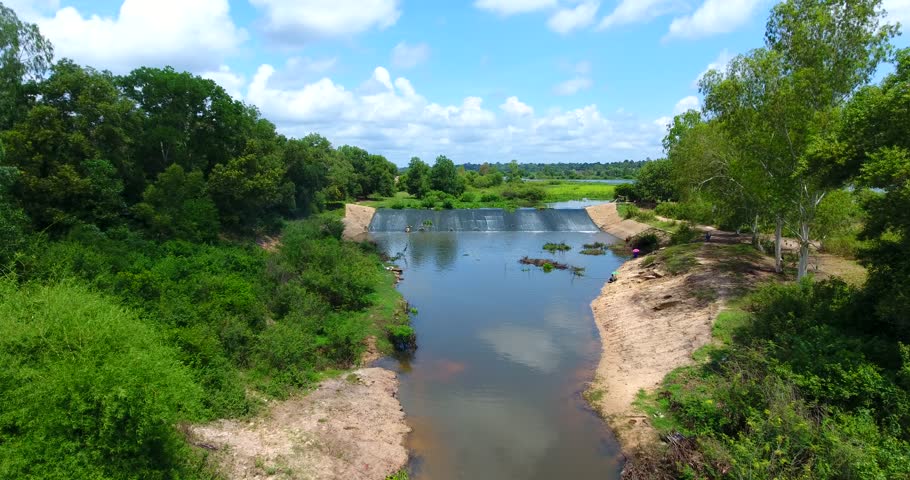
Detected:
[587,244,774,454]
[190,368,410,480]
[342,204,376,241]
[585,203,653,240]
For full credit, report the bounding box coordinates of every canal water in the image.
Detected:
[373,225,626,479]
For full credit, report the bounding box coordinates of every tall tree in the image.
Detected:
[430,155,464,196]
[404,157,430,198]
[133,164,220,242]
[0,4,53,130]
[701,0,897,278]
[1,61,137,230]
[282,134,332,216]
[117,67,257,196]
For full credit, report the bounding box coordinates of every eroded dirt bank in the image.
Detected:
[342,204,376,241]
[190,368,410,480]
[587,244,774,456]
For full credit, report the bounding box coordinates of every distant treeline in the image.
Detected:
[459,160,648,179]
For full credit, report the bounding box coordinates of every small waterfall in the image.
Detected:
[369,208,599,232]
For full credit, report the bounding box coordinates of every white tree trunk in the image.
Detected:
[774,216,783,273]
[752,214,764,253]
[797,220,811,280]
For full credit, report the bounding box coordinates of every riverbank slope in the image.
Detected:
[587,243,775,457]
[190,368,409,480]
[585,203,652,240]
[343,204,376,241]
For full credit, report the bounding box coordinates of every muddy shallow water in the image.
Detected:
[374,231,626,480]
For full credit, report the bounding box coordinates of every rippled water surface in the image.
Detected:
[373,231,626,480]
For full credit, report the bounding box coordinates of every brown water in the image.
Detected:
[374,231,625,480]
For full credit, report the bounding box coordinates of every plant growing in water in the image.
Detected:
[543,242,571,253]
[580,242,608,256]
[542,262,554,272]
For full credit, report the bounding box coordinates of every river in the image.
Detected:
[373,226,626,479]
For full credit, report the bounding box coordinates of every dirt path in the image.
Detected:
[585,203,653,240]
[190,368,410,480]
[587,244,775,455]
[343,204,376,241]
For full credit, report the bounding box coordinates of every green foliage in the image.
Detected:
[634,159,677,203]
[614,183,636,200]
[387,324,417,353]
[654,201,715,225]
[404,156,431,198]
[462,160,646,179]
[430,155,465,196]
[0,279,206,479]
[133,164,220,242]
[670,223,699,245]
[543,242,571,252]
[630,233,660,254]
[501,185,546,202]
[648,280,910,479]
[0,4,54,130]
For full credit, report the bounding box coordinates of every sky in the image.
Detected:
[7,0,910,166]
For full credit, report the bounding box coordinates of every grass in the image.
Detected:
[653,243,701,275]
[363,181,616,209]
[359,265,410,355]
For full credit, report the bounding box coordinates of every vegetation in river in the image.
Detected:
[581,242,608,255]
[543,242,572,253]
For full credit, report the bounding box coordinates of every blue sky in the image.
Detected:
[8,0,910,165]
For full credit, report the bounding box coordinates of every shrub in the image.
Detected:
[480,192,501,202]
[615,183,638,201]
[630,232,660,253]
[543,242,571,252]
[671,223,699,245]
[501,185,546,202]
[387,324,417,353]
[0,280,205,478]
[460,191,477,203]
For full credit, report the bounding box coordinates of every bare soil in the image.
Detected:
[585,203,653,240]
[587,244,776,455]
[343,204,376,241]
[190,368,410,480]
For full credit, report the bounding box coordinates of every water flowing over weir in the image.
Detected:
[370,208,599,232]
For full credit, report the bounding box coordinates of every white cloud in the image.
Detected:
[884,0,910,25]
[674,95,700,114]
[598,0,685,29]
[553,77,593,95]
[391,42,431,69]
[35,0,246,73]
[501,96,534,116]
[693,48,733,87]
[3,0,60,21]
[474,0,558,15]
[201,65,246,100]
[666,0,763,39]
[547,1,600,34]
[250,0,400,43]
[242,63,665,163]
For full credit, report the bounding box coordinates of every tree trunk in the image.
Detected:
[774,216,783,273]
[797,220,810,280]
[752,214,764,253]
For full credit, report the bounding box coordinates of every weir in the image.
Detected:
[369,208,599,232]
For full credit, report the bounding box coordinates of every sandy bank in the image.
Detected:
[343,204,376,241]
[585,203,652,240]
[587,244,774,455]
[190,368,410,480]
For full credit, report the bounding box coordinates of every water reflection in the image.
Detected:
[478,325,560,373]
[372,231,625,480]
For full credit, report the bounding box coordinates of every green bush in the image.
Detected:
[501,185,546,202]
[671,223,699,245]
[630,233,660,253]
[480,192,501,202]
[460,191,477,203]
[614,183,637,201]
[0,279,206,479]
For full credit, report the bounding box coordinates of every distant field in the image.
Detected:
[363,180,616,209]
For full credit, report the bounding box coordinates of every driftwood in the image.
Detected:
[519,257,569,270]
